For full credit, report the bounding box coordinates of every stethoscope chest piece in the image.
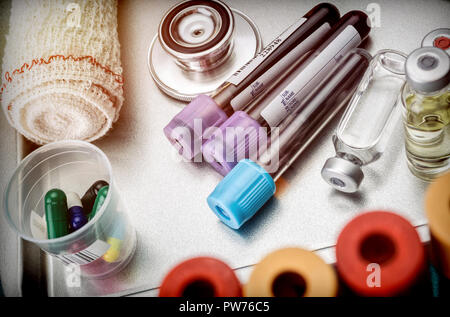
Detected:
[148,0,262,101]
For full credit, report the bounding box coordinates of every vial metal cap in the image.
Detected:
[405,47,450,93]
[321,157,364,193]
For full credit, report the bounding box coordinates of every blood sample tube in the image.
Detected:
[244,248,338,297]
[163,3,341,160]
[207,49,371,229]
[258,10,370,127]
[202,11,371,175]
[159,257,241,297]
[335,211,426,296]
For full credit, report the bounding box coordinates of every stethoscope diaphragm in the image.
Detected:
[148,0,262,101]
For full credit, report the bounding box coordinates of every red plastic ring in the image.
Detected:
[336,211,425,296]
[159,257,242,297]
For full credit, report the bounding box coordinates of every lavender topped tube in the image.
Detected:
[163,95,228,160]
[163,3,341,160]
[202,111,263,176]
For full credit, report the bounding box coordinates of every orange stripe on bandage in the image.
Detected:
[0,55,124,103]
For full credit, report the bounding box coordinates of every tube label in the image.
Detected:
[55,240,111,266]
[226,18,307,86]
[229,22,331,111]
[260,25,361,127]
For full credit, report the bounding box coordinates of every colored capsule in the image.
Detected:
[44,189,69,239]
[66,192,88,233]
[81,180,109,215]
[103,218,125,263]
[88,185,109,221]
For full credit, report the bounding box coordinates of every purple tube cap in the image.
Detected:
[202,111,265,176]
[163,94,229,160]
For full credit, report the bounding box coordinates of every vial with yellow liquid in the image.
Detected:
[402,47,450,181]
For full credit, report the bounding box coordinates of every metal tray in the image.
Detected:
[2,0,449,296]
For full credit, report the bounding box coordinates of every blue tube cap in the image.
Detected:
[207,159,276,229]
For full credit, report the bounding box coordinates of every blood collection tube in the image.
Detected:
[244,248,338,297]
[335,211,426,296]
[207,49,371,229]
[202,11,371,175]
[258,10,370,127]
[163,3,341,160]
[159,257,242,297]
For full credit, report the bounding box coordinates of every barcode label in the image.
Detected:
[56,240,111,266]
[260,25,361,126]
[229,22,331,111]
[226,18,307,86]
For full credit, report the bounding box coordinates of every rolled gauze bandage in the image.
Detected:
[1,0,124,144]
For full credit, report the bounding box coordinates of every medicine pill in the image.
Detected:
[88,185,109,221]
[81,180,109,215]
[44,189,69,239]
[66,192,88,232]
[103,218,125,263]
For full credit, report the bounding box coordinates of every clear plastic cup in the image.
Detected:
[3,140,137,279]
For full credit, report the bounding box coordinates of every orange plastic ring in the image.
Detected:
[244,248,338,297]
[425,172,450,278]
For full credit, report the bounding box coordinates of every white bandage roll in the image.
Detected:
[1,0,124,144]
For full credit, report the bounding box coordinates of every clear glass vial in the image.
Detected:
[321,50,407,193]
[401,47,450,181]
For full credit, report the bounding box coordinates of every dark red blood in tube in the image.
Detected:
[159,257,242,297]
[336,211,425,296]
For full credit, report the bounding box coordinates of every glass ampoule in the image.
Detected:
[321,49,407,193]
